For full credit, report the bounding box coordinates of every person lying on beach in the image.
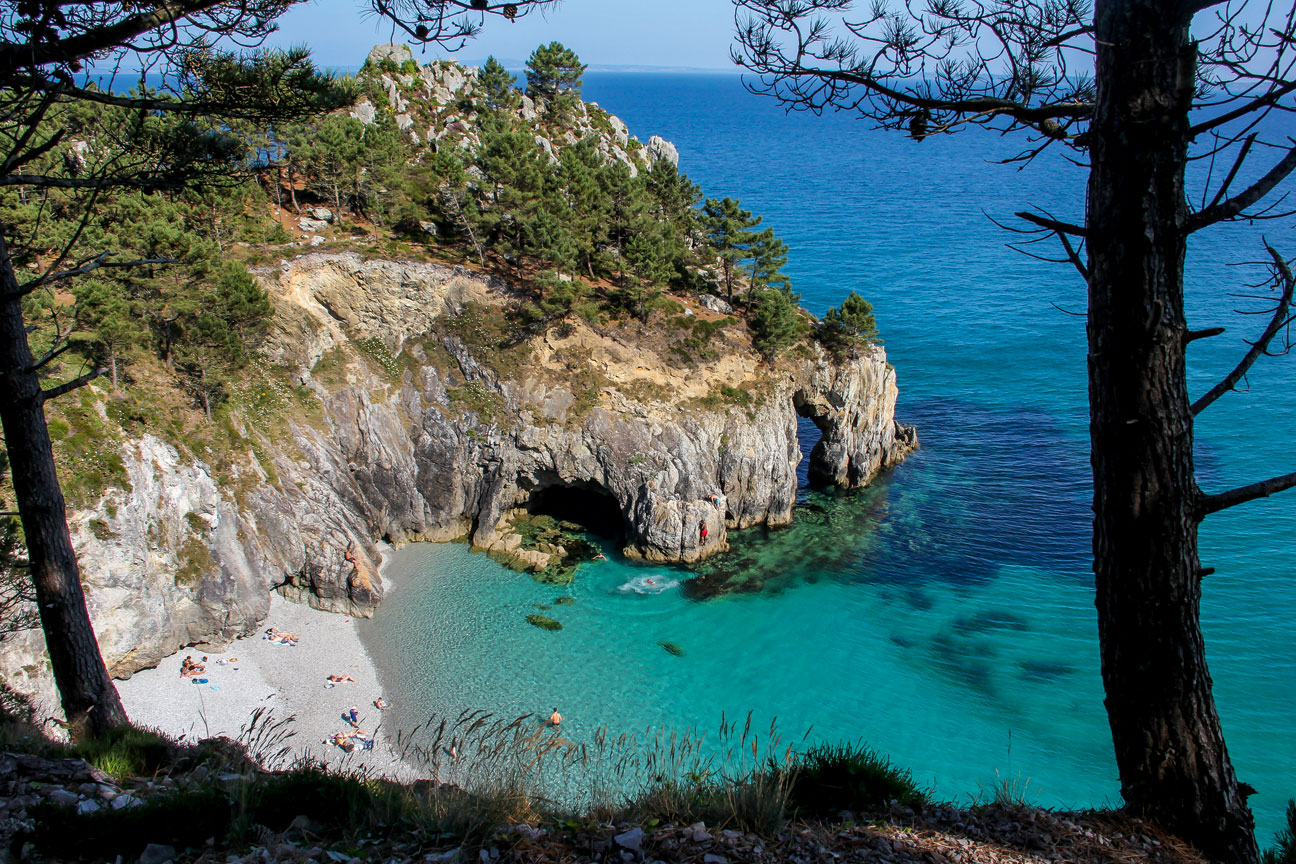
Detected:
[326,673,355,684]
[264,628,300,645]
[330,733,357,753]
[180,656,205,678]
[344,707,360,726]
[374,697,390,711]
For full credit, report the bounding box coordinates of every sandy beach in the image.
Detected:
[116,589,421,780]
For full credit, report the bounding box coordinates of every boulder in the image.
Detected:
[310,207,334,223]
[349,100,376,126]
[298,217,329,233]
[647,135,679,167]
[367,43,412,67]
[699,294,733,314]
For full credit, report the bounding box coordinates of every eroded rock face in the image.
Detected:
[10,253,912,712]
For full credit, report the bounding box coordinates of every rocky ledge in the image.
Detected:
[1,253,913,710]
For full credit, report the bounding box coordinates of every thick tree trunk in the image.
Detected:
[1088,3,1256,861]
[0,234,128,740]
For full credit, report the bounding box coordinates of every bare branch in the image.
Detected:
[1199,470,1296,517]
[1186,326,1227,342]
[1191,244,1295,415]
[1015,211,1088,236]
[38,368,106,404]
[17,252,172,297]
[1186,144,1296,233]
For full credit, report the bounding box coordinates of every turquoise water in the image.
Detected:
[359,74,1296,838]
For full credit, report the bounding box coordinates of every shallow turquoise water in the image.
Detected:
[359,74,1296,839]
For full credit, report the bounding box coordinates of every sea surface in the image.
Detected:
[359,73,1296,838]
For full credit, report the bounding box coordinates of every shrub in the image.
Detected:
[788,741,927,817]
[71,725,177,781]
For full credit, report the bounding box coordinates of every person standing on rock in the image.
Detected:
[700,523,708,543]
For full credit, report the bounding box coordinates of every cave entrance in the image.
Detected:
[794,415,824,491]
[793,391,833,491]
[528,480,626,540]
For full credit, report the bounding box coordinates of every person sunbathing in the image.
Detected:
[374,697,390,710]
[180,656,205,678]
[326,673,356,684]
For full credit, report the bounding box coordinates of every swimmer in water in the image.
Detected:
[646,578,655,585]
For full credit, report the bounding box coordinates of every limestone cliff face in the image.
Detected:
[4,252,913,711]
[260,253,913,568]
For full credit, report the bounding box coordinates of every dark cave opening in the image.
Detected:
[528,481,626,540]
[793,391,833,490]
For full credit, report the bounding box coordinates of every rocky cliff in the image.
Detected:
[0,253,913,715]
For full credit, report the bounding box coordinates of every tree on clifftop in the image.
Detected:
[735,0,1296,860]
[525,41,587,121]
[478,56,521,112]
[0,0,556,741]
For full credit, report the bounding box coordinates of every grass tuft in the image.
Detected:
[788,741,927,817]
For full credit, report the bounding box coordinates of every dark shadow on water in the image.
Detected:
[683,397,1092,601]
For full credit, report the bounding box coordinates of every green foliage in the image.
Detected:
[701,197,763,302]
[525,42,587,120]
[46,392,129,507]
[817,291,879,358]
[447,381,506,426]
[749,286,807,361]
[788,741,928,817]
[1264,800,1296,864]
[70,726,176,781]
[479,56,521,111]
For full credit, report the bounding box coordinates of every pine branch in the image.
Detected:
[1191,244,1295,415]
[1186,144,1296,233]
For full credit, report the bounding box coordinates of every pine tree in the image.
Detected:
[746,227,792,293]
[75,280,142,389]
[701,197,762,304]
[525,42,586,122]
[817,291,879,359]
[478,56,521,112]
[749,286,806,361]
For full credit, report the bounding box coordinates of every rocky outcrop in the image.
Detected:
[346,45,668,178]
[4,253,913,715]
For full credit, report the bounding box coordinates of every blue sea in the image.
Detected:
[359,73,1296,839]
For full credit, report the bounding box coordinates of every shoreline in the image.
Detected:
[116,546,426,780]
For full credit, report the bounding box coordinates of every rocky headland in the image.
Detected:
[2,251,913,714]
[0,45,914,719]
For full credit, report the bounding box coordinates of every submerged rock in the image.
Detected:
[658,640,685,657]
[526,614,563,631]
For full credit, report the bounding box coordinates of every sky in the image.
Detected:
[265,0,741,71]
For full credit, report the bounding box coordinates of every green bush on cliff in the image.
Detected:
[788,741,928,817]
[817,291,879,359]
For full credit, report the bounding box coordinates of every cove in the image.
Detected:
[362,72,1296,839]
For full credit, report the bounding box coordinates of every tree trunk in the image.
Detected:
[0,234,128,741]
[1088,3,1257,861]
